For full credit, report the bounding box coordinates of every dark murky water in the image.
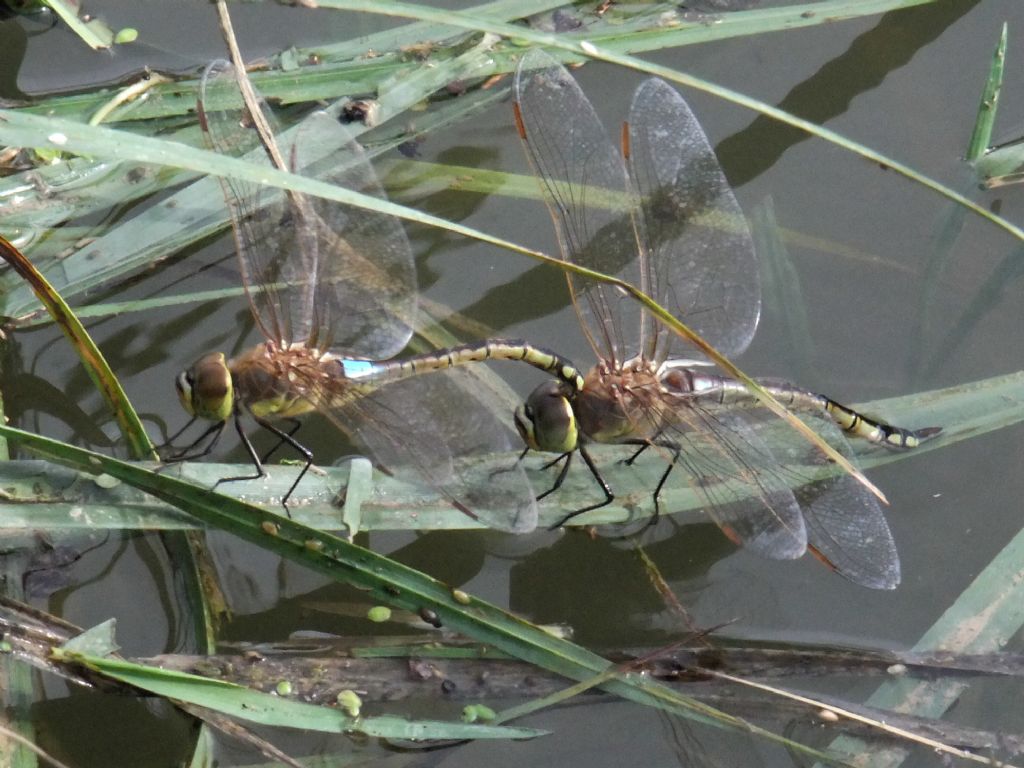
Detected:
[2,1,1023,765]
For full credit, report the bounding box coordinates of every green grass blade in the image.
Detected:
[16,1,933,123]
[965,23,1006,162]
[51,649,543,739]
[0,236,154,460]
[40,0,116,50]
[311,0,569,61]
[550,0,941,52]
[0,424,858,762]
[0,239,218,658]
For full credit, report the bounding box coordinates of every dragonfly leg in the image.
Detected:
[622,428,671,467]
[209,416,311,517]
[647,441,682,529]
[536,451,573,502]
[160,419,227,463]
[211,415,267,486]
[612,435,679,531]
[252,414,314,515]
[539,451,570,473]
[623,442,650,466]
[259,417,303,464]
[156,416,200,454]
[486,445,537,486]
[548,445,615,530]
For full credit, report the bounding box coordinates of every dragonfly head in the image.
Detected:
[176,352,234,422]
[514,379,578,454]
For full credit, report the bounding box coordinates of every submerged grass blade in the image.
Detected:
[52,649,543,740]
[751,197,816,385]
[0,370,1016,533]
[825,522,1024,764]
[709,671,1002,767]
[0,64,506,320]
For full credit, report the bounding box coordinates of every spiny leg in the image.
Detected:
[212,415,268,487]
[157,416,199,455]
[612,437,681,533]
[645,442,682,531]
[161,419,227,463]
[549,446,615,530]
[210,415,311,517]
[259,417,303,464]
[622,429,669,467]
[615,437,676,534]
[487,445,536,485]
[539,450,571,472]
[253,415,314,514]
[624,442,650,466]
[493,447,574,503]
[535,450,573,502]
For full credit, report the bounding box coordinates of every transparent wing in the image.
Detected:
[323,369,538,533]
[199,60,292,345]
[627,79,761,364]
[650,397,808,560]
[513,49,643,367]
[775,411,900,590]
[678,390,899,588]
[198,61,415,358]
[290,113,417,357]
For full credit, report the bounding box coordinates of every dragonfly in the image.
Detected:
[166,60,585,532]
[510,50,940,588]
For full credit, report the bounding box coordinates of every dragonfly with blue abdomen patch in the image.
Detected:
[165,59,585,532]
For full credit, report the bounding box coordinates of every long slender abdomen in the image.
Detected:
[675,370,940,449]
[336,338,585,392]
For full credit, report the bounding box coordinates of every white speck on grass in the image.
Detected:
[48,133,68,146]
[94,473,121,489]
[580,41,598,55]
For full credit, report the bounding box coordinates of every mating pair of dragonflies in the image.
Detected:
[167,50,939,590]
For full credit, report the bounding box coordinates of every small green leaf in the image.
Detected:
[367,606,392,623]
[113,27,138,44]
[462,704,496,723]
[336,689,362,717]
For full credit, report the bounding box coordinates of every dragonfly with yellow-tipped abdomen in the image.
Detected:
[510,50,940,587]
[163,59,584,532]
